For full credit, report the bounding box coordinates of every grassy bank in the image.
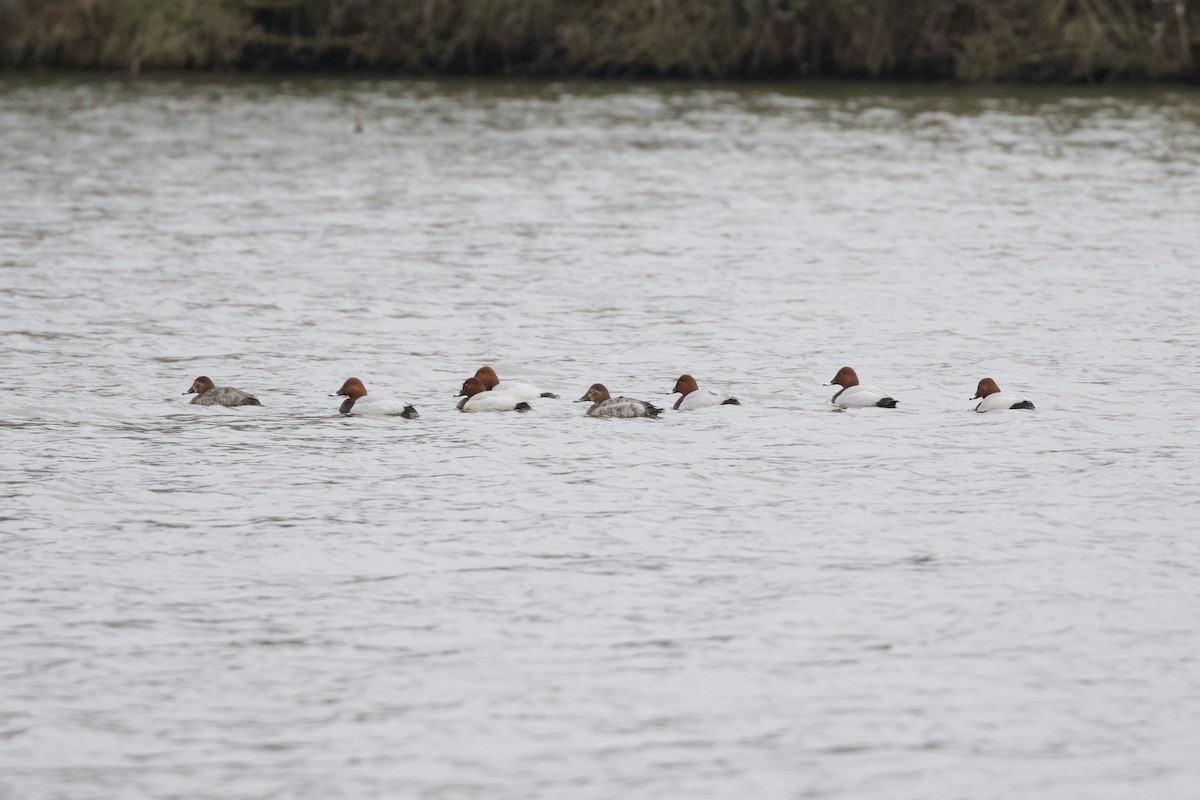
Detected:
[0,0,1196,82]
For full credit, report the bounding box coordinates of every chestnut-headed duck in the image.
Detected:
[475,366,558,402]
[671,374,740,411]
[825,367,898,409]
[183,376,261,407]
[973,378,1035,412]
[332,377,418,418]
[576,384,662,418]
[456,377,533,412]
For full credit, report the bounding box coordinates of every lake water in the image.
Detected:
[2,76,1199,799]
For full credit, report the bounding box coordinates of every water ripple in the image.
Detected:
[1,76,1198,800]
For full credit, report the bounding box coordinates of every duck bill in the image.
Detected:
[574,394,590,403]
[182,389,195,395]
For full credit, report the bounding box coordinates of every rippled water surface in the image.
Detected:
[3,77,1200,799]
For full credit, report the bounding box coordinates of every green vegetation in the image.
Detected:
[1,0,1196,82]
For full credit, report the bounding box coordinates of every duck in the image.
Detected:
[576,384,662,418]
[825,367,898,408]
[332,377,418,418]
[973,378,1035,412]
[183,376,261,407]
[671,374,739,410]
[456,377,533,412]
[475,366,558,402]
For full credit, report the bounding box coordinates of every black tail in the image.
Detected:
[646,403,663,418]
[876,398,898,408]
[245,398,263,407]
[402,405,419,419]
[540,392,559,399]
[515,402,533,412]
[722,397,740,405]
[1012,400,1035,410]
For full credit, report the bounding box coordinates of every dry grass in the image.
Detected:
[0,0,249,71]
[0,0,1195,81]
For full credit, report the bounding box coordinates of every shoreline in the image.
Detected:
[4,71,1200,96]
[1,0,1196,85]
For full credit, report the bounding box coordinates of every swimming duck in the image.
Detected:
[332,377,418,418]
[456,377,533,412]
[671,374,739,410]
[826,367,898,409]
[576,384,662,418]
[183,376,261,407]
[973,378,1035,412]
[475,366,558,402]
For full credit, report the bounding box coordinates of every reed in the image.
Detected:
[1,0,1196,82]
[0,0,249,71]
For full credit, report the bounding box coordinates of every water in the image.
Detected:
[2,76,1200,799]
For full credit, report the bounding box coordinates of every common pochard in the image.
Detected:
[475,366,558,402]
[332,377,418,418]
[576,384,662,418]
[825,367,898,409]
[184,376,261,407]
[973,378,1035,412]
[671,374,739,410]
[456,377,533,412]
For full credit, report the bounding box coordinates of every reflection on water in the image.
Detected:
[2,77,1199,799]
